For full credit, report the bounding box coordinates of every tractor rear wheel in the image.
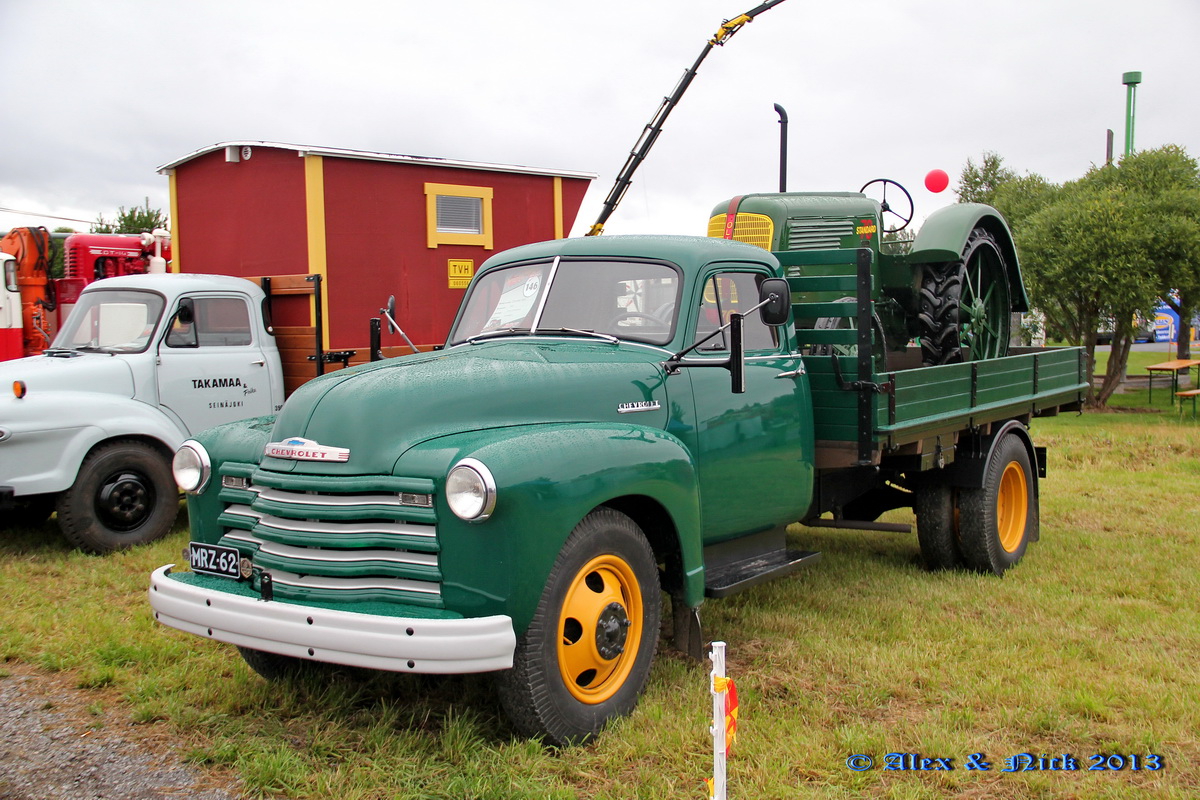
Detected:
[919,228,1011,365]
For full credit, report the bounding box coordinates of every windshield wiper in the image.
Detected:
[464,327,534,344]
[540,327,619,344]
[42,347,83,357]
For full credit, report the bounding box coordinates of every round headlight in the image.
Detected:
[173,441,211,494]
[445,458,496,522]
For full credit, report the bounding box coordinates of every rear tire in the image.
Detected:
[56,440,179,554]
[959,434,1037,575]
[913,478,962,570]
[497,508,661,747]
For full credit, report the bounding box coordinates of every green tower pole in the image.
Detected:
[1122,71,1142,157]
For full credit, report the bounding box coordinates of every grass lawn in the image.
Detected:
[2,408,1198,798]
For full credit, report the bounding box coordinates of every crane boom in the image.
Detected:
[585,0,790,236]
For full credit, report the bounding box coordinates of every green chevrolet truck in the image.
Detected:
[150,205,1086,745]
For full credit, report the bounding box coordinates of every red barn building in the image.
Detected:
[157,141,593,355]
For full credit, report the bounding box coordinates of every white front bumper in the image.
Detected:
[149,565,515,674]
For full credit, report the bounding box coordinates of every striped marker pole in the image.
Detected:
[709,641,728,800]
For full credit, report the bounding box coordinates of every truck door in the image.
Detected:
[0,255,20,361]
[155,294,276,435]
[684,269,814,541]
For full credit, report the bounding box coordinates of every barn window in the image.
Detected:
[425,183,494,249]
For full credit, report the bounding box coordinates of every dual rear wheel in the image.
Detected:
[913,433,1037,576]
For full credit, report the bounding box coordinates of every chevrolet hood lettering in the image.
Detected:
[264,437,350,462]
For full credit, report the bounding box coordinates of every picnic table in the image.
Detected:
[1145,358,1200,404]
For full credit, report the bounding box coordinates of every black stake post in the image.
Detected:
[774,103,788,192]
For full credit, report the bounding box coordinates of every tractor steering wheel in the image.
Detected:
[859,178,914,232]
[609,311,669,330]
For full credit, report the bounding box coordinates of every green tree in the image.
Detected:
[1019,181,1161,405]
[956,152,1017,206]
[48,226,77,278]
[956,146,1200,406]
[881,227,914,255]
[1087,145,1200,359]
[91,199,168,234]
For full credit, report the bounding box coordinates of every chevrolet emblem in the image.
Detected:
[263,437,350,462]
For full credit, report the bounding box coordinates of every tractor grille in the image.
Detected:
[786,218,856,250]
[707,213,774,250]
[214,468,442,608]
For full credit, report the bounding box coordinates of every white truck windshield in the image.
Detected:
[51,289,166,353]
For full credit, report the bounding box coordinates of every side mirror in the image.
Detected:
[177,297,195,325]
[385,295,397,334]
[165,297,198,348]
[758,278,790,326]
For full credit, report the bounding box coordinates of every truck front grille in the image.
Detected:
[215,468,442,608]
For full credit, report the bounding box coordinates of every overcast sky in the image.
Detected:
[3,0,1198,240]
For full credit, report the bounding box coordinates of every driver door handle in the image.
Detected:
[250,359,266,367]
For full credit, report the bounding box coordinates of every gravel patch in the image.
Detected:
[0,666,244,800]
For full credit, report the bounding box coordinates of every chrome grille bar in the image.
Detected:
[266,568,441,597]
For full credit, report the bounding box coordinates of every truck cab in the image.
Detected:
[0,273,284,552]
[0,253,20,361]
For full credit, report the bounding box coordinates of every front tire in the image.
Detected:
[497,508,661,746]
[56,440,179,554]
[959,434,1037,575]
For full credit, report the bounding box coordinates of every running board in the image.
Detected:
[704,548,822,598]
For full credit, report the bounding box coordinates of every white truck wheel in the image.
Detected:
[56,440,180,554]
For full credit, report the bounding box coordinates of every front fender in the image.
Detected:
[909,202,1030,311]
[0,391,187,496]
[393,423,702,634]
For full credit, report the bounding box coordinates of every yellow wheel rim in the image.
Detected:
[557,554,643,704]
[996,461,1029,553]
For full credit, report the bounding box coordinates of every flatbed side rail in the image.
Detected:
[876,348,1088,447]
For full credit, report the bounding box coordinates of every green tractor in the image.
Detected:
[707,181,1029,367]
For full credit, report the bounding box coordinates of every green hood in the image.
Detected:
[262,338,673,476]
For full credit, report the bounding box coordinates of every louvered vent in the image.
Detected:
[436,195,483,234]
[786,218,855,250]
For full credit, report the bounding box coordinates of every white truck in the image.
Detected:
[0,273,290,552]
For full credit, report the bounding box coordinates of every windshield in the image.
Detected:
[51,289,165,353]
[450,259,680,345]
